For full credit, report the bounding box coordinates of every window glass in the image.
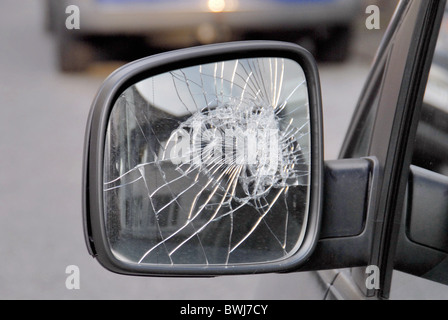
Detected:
[412,7,448,175]
[390,5,448,300]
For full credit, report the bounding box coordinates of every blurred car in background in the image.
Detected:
[46,0,361,72]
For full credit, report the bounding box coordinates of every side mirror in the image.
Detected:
[83,41,323,276]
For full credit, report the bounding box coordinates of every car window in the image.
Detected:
[412,7,448,175]
[389,6,448,299]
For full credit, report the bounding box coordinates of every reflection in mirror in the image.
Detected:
[103,57,311,266]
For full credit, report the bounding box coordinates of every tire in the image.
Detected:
[316,25,353,63]
[56,34,95,72]
[52,0,95,72]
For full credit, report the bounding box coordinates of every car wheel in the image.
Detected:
[316,25,353,63]
[57,35,95,72]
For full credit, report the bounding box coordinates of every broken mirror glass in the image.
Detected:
[103,57,311,266]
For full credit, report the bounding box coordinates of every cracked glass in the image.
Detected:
[103,57,311,266]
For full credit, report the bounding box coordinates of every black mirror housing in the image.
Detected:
[83,41,324,276]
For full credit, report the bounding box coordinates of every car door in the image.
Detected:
[340,0,448,299]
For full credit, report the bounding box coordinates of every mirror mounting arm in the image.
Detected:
[298,157,380,272]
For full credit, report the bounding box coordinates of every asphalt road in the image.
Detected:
[1,0,448,300]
